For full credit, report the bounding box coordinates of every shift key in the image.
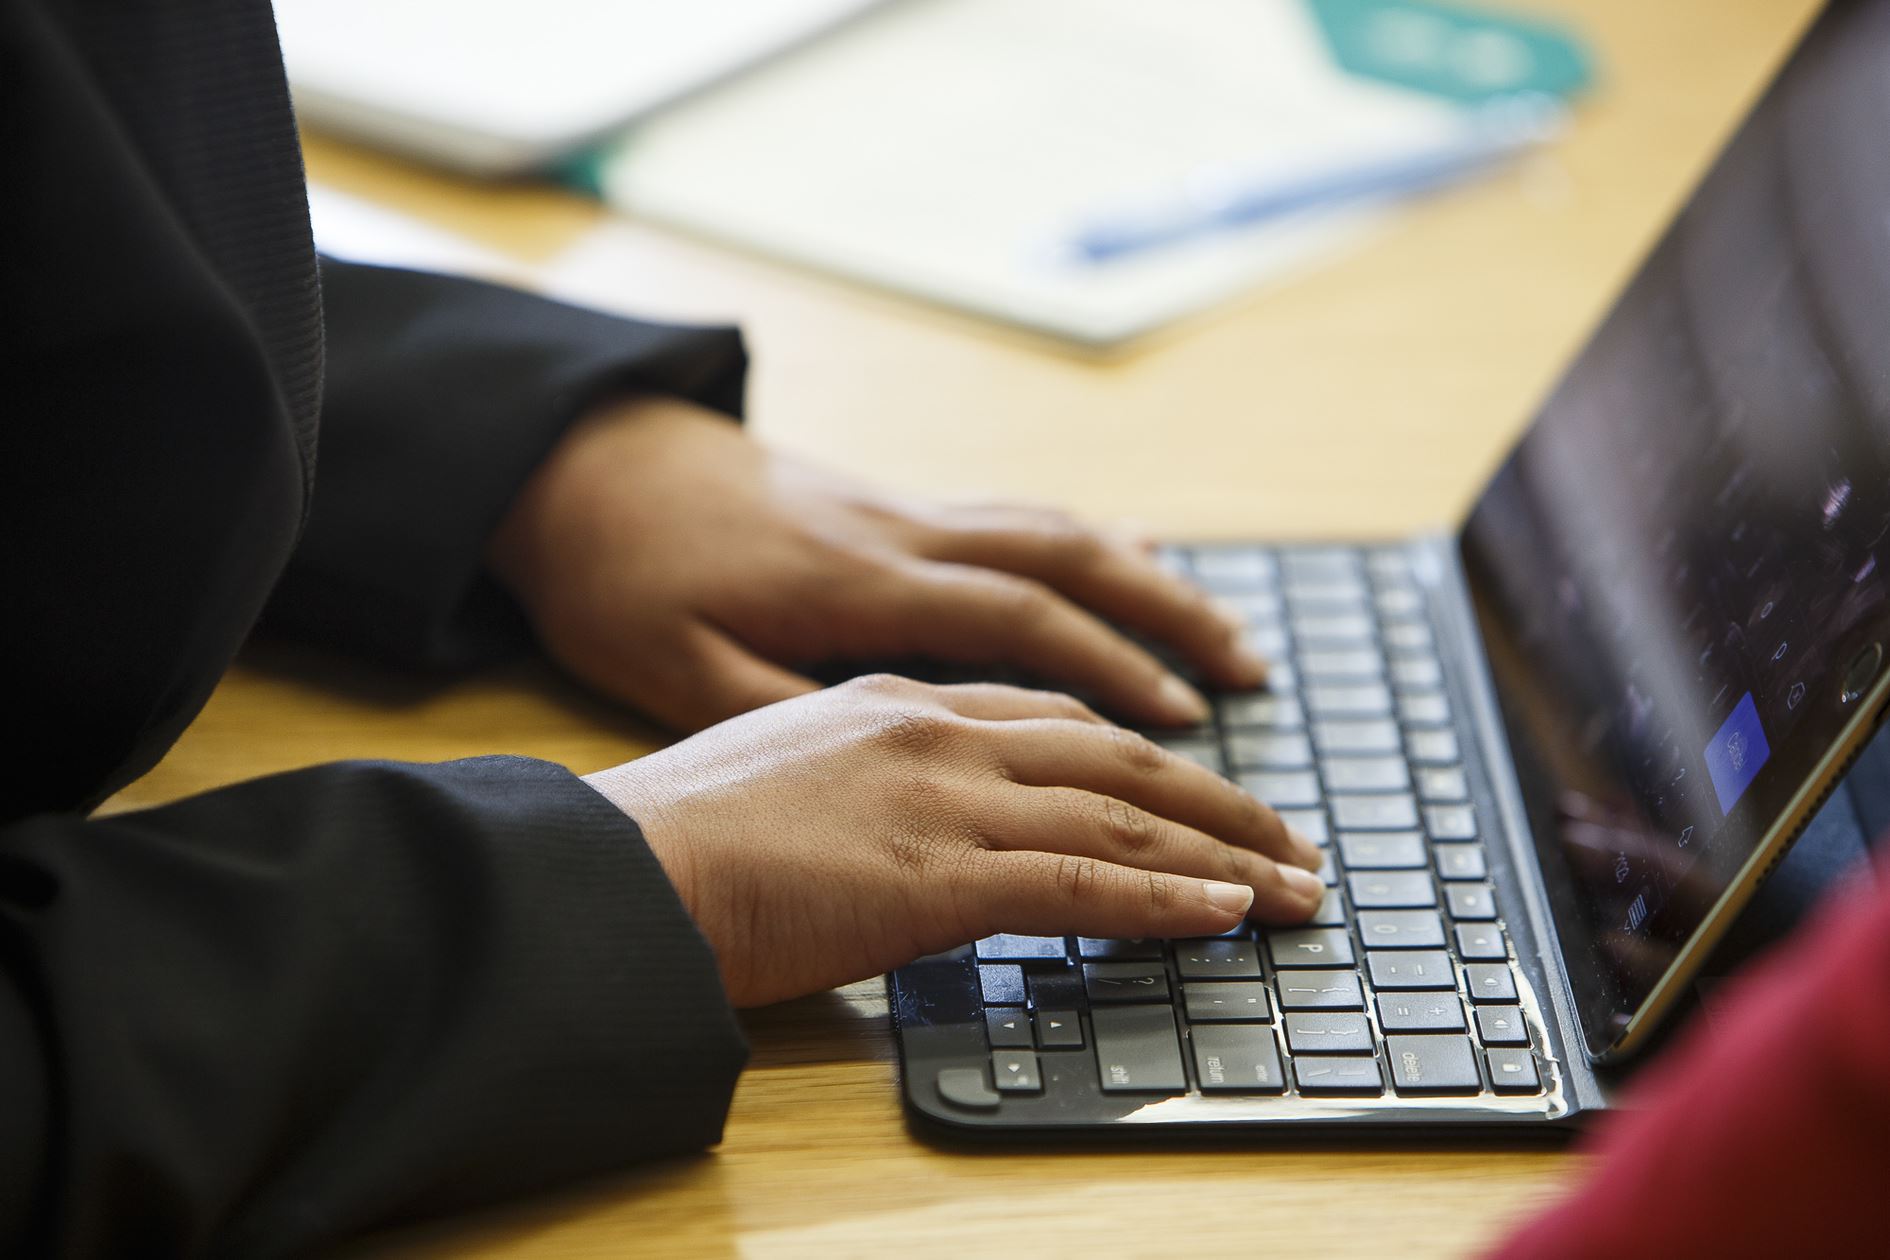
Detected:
[1091,1005,1187,1092]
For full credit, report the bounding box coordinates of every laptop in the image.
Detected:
[891,0,1890,1135]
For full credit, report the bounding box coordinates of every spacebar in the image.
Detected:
[1091,1005,1186,1092]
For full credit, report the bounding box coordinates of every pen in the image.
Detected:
[1062,94,1566,265]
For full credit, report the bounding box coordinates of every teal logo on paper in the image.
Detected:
[1306,0,1596,104]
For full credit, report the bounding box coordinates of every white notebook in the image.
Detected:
[593,0,1474,345]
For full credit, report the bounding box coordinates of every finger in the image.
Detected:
[988,785,1324,924]
[632,623,821,731]
[988,720,1323,870]
[875,559,1213,727]
[920,510,1265,689]
[926,682,1111,726]
[965,848,1295,942]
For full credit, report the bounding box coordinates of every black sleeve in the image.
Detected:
[260,259,749,670]
[0,757,747,1259]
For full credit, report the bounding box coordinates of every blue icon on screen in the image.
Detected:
[1705,692,1770,815]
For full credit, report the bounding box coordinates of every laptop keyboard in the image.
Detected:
[963,543,1542,1102]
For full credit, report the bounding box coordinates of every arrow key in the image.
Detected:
[1035,1009,1084,1049]
[985,1009,1032,1048]
[991,1050,1042,1093]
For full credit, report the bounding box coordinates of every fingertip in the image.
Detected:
[1201,880,1255,917]
[1286,829,1326,871]
[1279,864,1326,905]
[1155,675,1212,725]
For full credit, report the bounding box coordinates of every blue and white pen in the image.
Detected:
[1061,94,1567,265]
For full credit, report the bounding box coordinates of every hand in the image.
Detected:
[489,396,1266,731]
[583,674,1326,1008]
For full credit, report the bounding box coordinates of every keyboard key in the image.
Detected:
[1389,656,1443,690]
[1084,962,1171,1002]
[1367,950,1456,990]
[992,1049,1042,1092]
[1464,964,1519,1003]
[1308,889,1349,927]
[1314,718,1401,754]
[1221,693,1305,730]
[1435,844,1488,880]
[1486,1047,1541,1093]
[1219,591,1283,623]
[1406,729,1461,764]
[986,1010,1033,1048]
[1307,683,1394,717]
[1266,928,1355,969]
[1284,1012,1374,1053]
[1475,1006,1529,1046]
[1293,612,1375,643]
[1455,924,1509,961]
[1245,626,1290,660]
[1367,549,1412,581]
[1375,587,1424,617]
[1321,756,1410,793]
[1347,871,1437,909]
[1282,548,1363,581]
[1398,693,1452,726]
[1426,804,1479,841]
[1337,830,1427,870]
[1378,994,1467,1033]
[1299,648,1384,679]
[935,1067,1000,1111]
[1415,766,1470,802]
[1383,622,1433,651]
[1357,910,1446,949]
[1294,1055,1383,1095]
[1275,969,1364,1010]
[1092,1005,1187,1091]
[1036,1010,1084,1049]
[1226,730,1314,770]
[1183,981,1272,1022]
[979,965,1026,1005]
[1285,577,1369,607]
[1156,738,1224,773]
[976,934,1066,961]
[1192,1024,1286,1092]
[1331,793,1420,831]
[1077,937,1161,960]
[1176,938,1263,980]
[1446,884,1498,920]
[1192,547,1276,589]
[1386,1035,1482,1095]
[1317,850,1339,886]
[1276,808,1329,846]
[1240,770,1322,809]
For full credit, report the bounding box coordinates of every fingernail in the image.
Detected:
[1287,829,1324,870]
[1202,881,1255,915]
[1231,642,1270,687]
[1210,598,1249,634]
[1280,865,1325,903]
[1112,519,1157,552]
[1158,675,1212,723]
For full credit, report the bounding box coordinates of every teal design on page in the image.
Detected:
[1306,0,1596,104]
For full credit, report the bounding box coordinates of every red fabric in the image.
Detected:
[1491,864,1890,1260]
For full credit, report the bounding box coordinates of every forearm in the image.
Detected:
[0,756,746,1258]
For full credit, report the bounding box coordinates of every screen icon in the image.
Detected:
[1704,692,1770,815]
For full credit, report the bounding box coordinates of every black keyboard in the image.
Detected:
[897,543,1563,1125]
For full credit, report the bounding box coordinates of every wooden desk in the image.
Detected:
[108,2,1819,1254]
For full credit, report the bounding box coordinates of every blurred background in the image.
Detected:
[287,0,1818,545]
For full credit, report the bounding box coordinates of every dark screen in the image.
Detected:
[1459,1,1890,1054]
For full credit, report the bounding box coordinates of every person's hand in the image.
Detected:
[582,674,1326,1008]
[489,396,1265,731]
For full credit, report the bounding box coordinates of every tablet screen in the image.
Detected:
[1459,0,1890,1056]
